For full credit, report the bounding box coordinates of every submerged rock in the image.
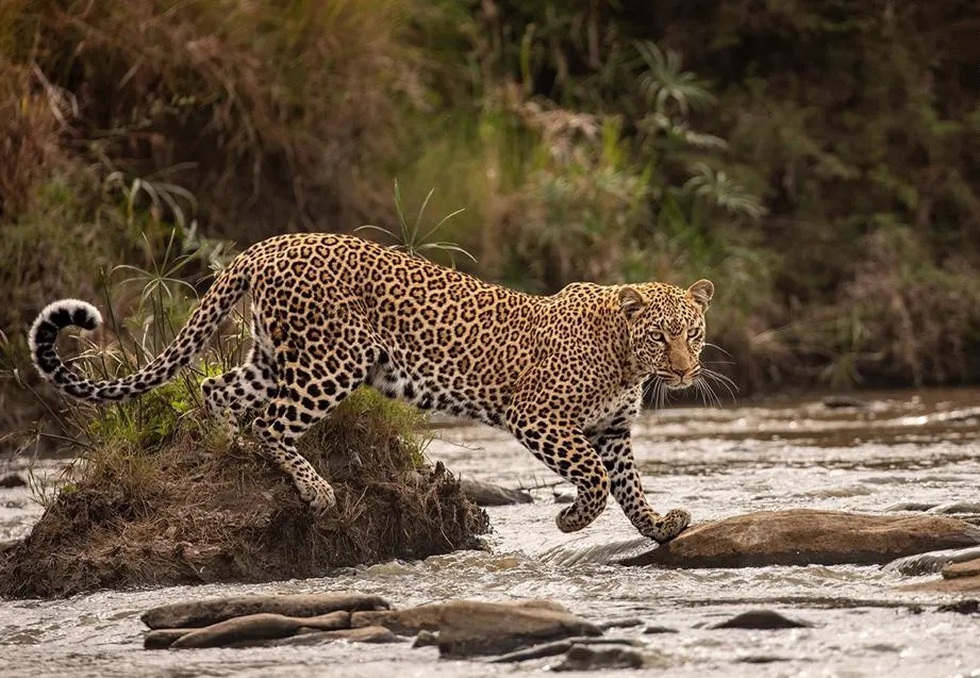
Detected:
[927,502,980,516]
[709,610,812,630]
[904,556,980,594]
[487,636,641,664]
[142,592,388,629]
[459,479,532,506]
[616,509,980,568]
[0,473,27,488]
[552,644,648,671]
[236,624,399,647]
[883,546,980,576]
[936,599,979,614]
[353,599,599,657]
[822,395,869,409]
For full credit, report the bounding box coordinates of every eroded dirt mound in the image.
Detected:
[0,401,489,599]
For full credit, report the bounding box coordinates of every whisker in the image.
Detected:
[704,342,734,359]
[701,367,739,403]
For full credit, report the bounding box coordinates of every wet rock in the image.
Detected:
[596,617,644,630]
[144,628,192,650]
[487,636,640,664]
[460,479,532,506]
[927,502,980,515]
[902,574,980,594]
[0,473,27,488]
[883,546,980,576]
[710,610,812,630]
[354,599,600,656]
[412,629,439,648]
[616,509,980,568]
[238,624,399,647]
[937,600,979,615]
[142,592,388,629]
[552,644,647,671]
[487,639,575,663]
[642,625,679,634]
[943,557,980,580]
[822,395,869,409]
[884,502,939,512]
[737,654,789,664]
[169,610,350,649]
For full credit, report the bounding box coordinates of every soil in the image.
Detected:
[0,402,489,599]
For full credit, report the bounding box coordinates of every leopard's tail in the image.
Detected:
[28,260,250,403]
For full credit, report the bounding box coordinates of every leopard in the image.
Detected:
[29,232,716,543]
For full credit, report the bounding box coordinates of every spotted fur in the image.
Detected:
[29,233,715,542]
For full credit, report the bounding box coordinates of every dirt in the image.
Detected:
[0,405,489,599]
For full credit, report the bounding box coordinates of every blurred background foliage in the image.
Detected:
[1,0,979,434]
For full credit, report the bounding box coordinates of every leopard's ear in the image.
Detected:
[687,279,714,310]
[618,286,646,319]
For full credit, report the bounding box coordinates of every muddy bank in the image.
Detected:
[0,403,489,599]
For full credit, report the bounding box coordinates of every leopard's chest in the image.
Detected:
[581,384,643,431]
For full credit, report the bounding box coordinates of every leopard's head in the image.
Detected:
[618,279,714,390]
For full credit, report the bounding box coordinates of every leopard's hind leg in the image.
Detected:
[202,322,277,437]
[251,315,381,514]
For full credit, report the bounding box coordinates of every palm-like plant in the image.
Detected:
[684,163,767,220]
[635,41,716,116]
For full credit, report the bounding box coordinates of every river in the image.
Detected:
[1,388,979,676]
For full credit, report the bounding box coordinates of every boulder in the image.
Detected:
[169,610,350,649]
[142,592,388,629]
[459,480,532,506]
[615,509,980,568]
[353,599,600,657]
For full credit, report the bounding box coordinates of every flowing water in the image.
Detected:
[1,389,979,677]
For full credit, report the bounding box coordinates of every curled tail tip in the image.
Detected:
[29,299,103,356]
[37,299,103,331]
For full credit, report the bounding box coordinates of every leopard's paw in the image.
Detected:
[642,507,691,543]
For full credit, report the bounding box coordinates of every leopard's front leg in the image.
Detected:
[589,424,690,543]
[505,408,611,533]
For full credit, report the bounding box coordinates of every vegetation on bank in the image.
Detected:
[1,0,978,443]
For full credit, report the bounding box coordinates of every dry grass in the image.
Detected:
[3,0,421,237]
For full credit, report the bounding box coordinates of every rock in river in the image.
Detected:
[459,479,532,506]
[615,509,980,568]
[169,611,350,649]
[710,610,812,630]
[142,592,389,629]
[882,545,980,576]
[352,599,600,657]
[902,557,980,594]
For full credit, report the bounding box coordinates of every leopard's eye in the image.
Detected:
[687,326,703,339]
[650,329,665,342]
